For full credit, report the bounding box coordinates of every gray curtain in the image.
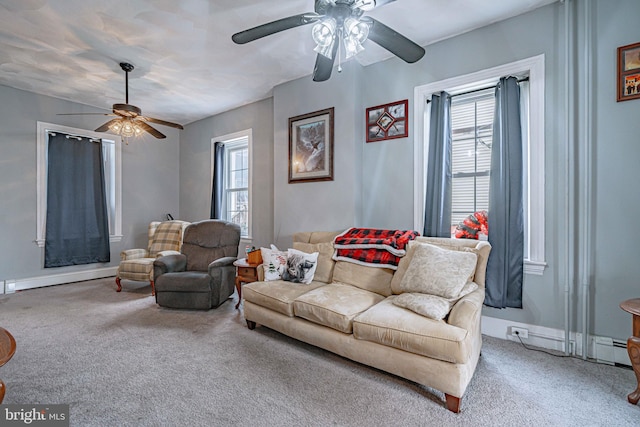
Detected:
[424,91,452,237]
[485,77,524,308]
[210,141,225,219]
[44,133,110,267]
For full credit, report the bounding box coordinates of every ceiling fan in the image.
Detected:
[58,62,183,140]
[231,0,425,82]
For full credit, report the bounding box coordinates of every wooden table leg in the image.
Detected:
[235,276,243,309]
[627,335,640,404]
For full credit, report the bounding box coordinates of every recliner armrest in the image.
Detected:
[154,254,187,280]
[208,256,236,275]
[120,248,148,261]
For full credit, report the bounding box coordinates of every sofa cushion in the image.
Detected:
[353,297,471,364]
[293,241,335,283]
[243,280,326,317]
[332,261,394,297]
[396,243,477,299]
[293,283,384,334]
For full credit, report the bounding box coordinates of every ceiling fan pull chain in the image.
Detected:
[337,28,343,73]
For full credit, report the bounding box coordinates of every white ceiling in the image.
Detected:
[0,0,556,126]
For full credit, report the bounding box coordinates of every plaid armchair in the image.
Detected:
[116,220,190,295]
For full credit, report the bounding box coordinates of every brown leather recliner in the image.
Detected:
[153,220,241,309]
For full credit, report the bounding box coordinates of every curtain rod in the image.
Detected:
[426,76,530,103]
[47,131,101,143]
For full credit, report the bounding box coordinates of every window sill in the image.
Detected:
[524,259,547,275]
[35,234,123,248]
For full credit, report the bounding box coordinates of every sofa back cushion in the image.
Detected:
[292,241,335,283]
[332,261,394,297]
[182,220,241,271]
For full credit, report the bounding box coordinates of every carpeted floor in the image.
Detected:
[0,278,638,426]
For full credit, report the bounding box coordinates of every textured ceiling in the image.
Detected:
[0,0,556,126]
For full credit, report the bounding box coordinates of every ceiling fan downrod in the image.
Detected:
[119,62,134,104]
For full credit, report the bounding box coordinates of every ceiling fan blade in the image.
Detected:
[232,13,319,44]
[95,118,121,133]
[312,42,339,82]
[136,121,166,139]
[365,17,425,63]
[140,116,184,130]
[353,0,396,10]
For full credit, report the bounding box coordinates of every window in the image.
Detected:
[212,130,252,239]
[36,122,122,247]
[413,55,545,274]
[450,89,494,234]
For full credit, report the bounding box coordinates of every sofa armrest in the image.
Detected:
[448,288,485,331]
[154,254,187,281]
[120,248,148,261]
[256,264,265,281]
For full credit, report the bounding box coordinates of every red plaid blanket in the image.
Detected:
[332,228,420,269]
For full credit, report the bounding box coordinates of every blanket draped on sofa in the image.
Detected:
[332,228,419,270]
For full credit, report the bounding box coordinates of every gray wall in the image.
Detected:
[0,85,180,282]
[178,0,640,341]
[179,97,274,249]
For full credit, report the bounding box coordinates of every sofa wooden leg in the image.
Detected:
[150,280,155,296]
[246,320,256,330]
[445,394,461,413]
[115,277,122,292]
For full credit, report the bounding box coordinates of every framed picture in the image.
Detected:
[366,99,408,142]
[288,107,334,183]
[617,42,640,102]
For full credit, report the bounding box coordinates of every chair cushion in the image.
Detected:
[243,281,326,317]
[117,258,155,281]
[353,297,471,364]
[293,283,384,334]
[155,271,212,293]
[182,220,240,271]
[149,221,187,257]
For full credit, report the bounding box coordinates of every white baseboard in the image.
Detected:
[481,315,631,367]
[1,267,117,294]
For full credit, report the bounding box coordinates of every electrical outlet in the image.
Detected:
[509,326,529,339]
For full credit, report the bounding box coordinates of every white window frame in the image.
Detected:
[211,129,253,240]
[36,121,123,247]
[413,55,546,275]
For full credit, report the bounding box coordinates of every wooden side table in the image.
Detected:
[234,258,259,309]
[620,298,640,405]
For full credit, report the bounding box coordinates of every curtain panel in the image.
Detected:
[44,133,110,267]
[485,77,524,308]
[210,141,225,219]
[424,91,452,237]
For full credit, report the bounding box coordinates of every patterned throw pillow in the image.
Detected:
[261,247,287,281]
[281,248,319,284]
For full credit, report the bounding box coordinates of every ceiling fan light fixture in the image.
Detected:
[109,118,143,139]
[312,18,336,47]
[343,35,364,59]
[344,17,369,44]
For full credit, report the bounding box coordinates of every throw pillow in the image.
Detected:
[261,247,287,281]
[392,282,479,320]
[293,241,335,283]
[282,248,319,284]
[398,243,478,299]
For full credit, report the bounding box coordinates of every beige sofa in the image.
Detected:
[242,231,491,413]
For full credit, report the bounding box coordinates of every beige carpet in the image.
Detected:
[0,278,638,426]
